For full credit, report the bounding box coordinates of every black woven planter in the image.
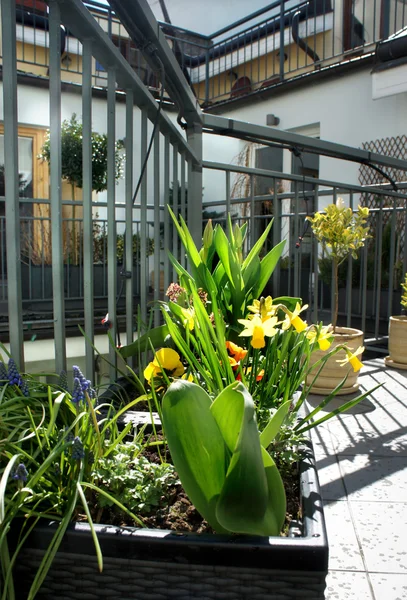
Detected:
[8,439,328,600]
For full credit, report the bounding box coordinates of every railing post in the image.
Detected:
[279,0,285,81]
[107,66,117,379]
[49,0,66,373]
[1,0,24,369]
[82,38,94,380]
[204,47,210,105]
[186,122,203,247]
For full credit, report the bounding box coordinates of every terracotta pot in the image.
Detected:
[305,327,364,396]
[385,315,407,370]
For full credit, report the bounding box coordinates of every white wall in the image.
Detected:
[222,68,407,192]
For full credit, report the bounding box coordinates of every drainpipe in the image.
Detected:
[291,7,320,63]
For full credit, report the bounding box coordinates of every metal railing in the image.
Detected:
[201,160,407,351]
[3,0,407,106]
[2,0,407,383]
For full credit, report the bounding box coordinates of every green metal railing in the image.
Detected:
[1,0,407,381]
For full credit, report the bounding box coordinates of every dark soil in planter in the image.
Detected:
[85,440,301,536]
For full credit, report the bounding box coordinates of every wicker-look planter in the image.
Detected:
[8,442,328,600]
[306,327,364,395]
[385,315,407,370]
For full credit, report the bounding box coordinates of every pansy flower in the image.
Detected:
[144,348,185,383]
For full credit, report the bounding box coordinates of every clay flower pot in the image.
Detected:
[385,316,407,370]
[306,327,364,395]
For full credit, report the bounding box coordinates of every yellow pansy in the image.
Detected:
[144,348,184,382]
[282,302,308,333]
[306,326,333,351]
[238,315,279,349]
[180,307,195,331]
[247,296,276,321]
[337,346,364,372]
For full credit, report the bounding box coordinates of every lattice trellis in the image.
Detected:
[359,135,407,286]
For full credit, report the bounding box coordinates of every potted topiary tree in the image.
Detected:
[39,113,124,267]
[306,198,370,394]
[385,273,407,369]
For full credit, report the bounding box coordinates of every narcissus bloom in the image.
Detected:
[144,348,184,382]
[226,340,248,362]
[238,315,279,349]
[180,307,195,331]
[306,326,333,351]
[247,296,276,321]
[337,346,364,372]
[282,302,308,333]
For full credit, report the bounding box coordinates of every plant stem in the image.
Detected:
[333,257,338,332]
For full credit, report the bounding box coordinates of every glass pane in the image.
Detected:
[0,134,33,198]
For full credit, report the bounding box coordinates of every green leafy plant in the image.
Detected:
[92,441,178,515]
[162,380,286,536]
[307,199,370,331]
[39,114,125,265]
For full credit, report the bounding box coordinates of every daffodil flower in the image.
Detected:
[226,340,248,362]
[337,346,364,372]
[180,307,195,331]
[238,315,279,349]
[306,325,333,351]
[247,296,276,321]
[144,348,184,382]
[282,302,308,333]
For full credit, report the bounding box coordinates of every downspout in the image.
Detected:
[291,7,320,63]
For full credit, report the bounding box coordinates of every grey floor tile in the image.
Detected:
[351,502,407,574]
[324,501,365,571]
[327,412,407,456]
[338,455,407,502]
[325,571,373,600]
[316,454,347,502]
[369,573,407,600]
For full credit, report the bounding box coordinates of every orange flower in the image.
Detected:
[226,341,248,362]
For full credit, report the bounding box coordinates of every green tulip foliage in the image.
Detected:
[162,379,287,536]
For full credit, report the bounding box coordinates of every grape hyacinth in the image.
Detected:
[72,436,85,460]
[72,366,90,392]
[59,370,69,392]
[0,361,8,384]
[20,379,29,397]
[8,358,22,387]
[12,463,28,483]
[71,377,85,404]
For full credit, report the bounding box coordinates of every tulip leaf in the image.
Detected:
[253,240,286,298]
[120,325,170,359]
[260,400,292,448]
[212,383,270,534]
[242,219,274,269]
[161,380,228,533]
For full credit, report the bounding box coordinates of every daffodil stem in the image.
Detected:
[333,257,339,333]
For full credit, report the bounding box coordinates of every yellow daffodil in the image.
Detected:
[226,340,248,362]
[337,346,364,372]
[180,307,195,331]
[306,325,333,351]
[238,315,279,349]
[282,302,308,333]
[247,296,276,321]
[144,348,184,382]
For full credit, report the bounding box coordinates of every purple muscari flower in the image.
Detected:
[87,451,95,466]
[72,436,85,460]
[12,463,28,483]
[59,370,69,392]
[8,358,22,387]
[20,379,29,397]
[71,377,85,404]
[72,366,90,392]
[0,361,8,386]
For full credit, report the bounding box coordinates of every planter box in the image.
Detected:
[8,441,328,599]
